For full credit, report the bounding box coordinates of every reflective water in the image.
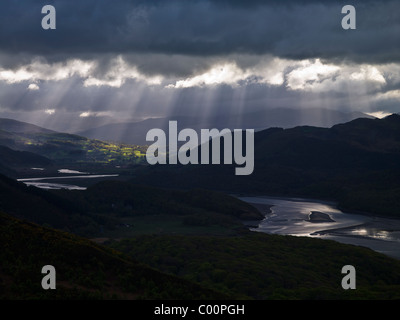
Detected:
[239,196,400,259]
[58,169,89,174]
[18,173,119,190]
[18,174,118,182]
[22,181,87,190]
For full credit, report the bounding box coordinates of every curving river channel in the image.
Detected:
[18,169,119,190]
[239,196,400,260]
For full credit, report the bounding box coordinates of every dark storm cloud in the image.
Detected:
[0,0,398,64]
[0,0,399,126]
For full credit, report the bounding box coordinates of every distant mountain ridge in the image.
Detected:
[133,114,400,218]
[0,118,55,134]
[76,108,374,145]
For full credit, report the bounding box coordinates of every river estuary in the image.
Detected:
[239,196,400,260]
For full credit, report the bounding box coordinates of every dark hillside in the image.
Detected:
[0,211,226,299]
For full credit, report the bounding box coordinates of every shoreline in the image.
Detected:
[234,192,400,221]
[313,218,400,238]
[248,202,273,216]
[241,202,273,228]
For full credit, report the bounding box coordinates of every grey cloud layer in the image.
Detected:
[0,0,398,64]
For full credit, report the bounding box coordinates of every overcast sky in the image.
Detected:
[0,0,399,130]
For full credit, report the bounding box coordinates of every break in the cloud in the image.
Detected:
[0,55,397,114]
[0,55,393,91]
[0,0,399,131]
[167,57,286,88]
[0,59,93,83]
[44,108,55,115]
[79,111,114,118]
[27,83,39,91]
[366,111,393,119]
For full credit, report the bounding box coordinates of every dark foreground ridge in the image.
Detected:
[2,209,400,300]
[0,211,227,300]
